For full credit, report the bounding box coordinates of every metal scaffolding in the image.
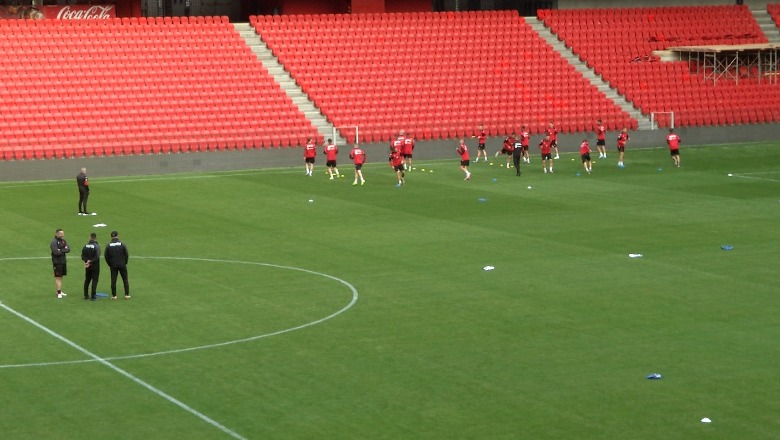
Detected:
[670,43,780,85]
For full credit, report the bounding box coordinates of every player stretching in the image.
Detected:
[617,127,629,168]
[538,135,554,173]
[474,125,488,162]
[349,144,366,186]
[595,119,607,159]
[546,122,560,160]
[580,138,592,174]
[499,134,515,168]
[456,139,471,180]
[666,128,682,168]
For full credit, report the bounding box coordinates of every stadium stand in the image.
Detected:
[538,5,780,128]
[0,16,319,160]
[251,10,636,143]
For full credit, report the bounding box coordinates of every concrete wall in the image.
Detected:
[2,123,778,183]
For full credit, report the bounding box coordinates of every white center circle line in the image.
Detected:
[0,256,359,369]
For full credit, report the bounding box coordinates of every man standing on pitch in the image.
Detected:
[105,230,130,300]
[666,128,682,168]
[595,119,607,159]
[303,137,317,176]
[50,228,70,299]
[546,122,560,160]
[473,124,488,162]
[617,127,630,168]
[456,139,471,180]
[402,131,415,171]
[76,167,92,215]
[81,232,100,301]
[519,125,531,163]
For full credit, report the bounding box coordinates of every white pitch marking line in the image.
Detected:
[0,302,247,440]
[731,174,780,183]
[0,257,359,369]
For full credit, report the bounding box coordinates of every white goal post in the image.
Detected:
[650,111,675,130]
[333,126,359,145]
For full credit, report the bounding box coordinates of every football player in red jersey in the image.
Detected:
[538,135,554,173]
[402,131,415,171]
[546,122,560,160]
[519,125,531,163]
[580,138,592,174]
[499,134,515,169]
[616,127,630,168]
[456,139,471,180]
[389,146,405,187]
[392,132,404,164]
[349,144,366,186]
[473,124,488,162]
[595,119,607,159]
[666,128,682,168]
[303,137,317,176]
[323,138,339,179]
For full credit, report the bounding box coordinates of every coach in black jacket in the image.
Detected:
[81,232,101,300]
[104,230,130,300]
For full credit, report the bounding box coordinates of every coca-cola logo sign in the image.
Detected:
[40,5,116,20]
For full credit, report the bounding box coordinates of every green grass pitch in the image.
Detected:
[0,142,778,439]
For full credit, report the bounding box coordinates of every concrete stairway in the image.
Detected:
[528,18,655,130]
[751,9,780,43]
[234,23,344,145]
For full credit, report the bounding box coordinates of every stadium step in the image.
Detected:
[751,9,780,44]
[237,23,345,145]
[529,18,654,130]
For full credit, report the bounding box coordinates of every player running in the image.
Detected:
[349,144,366,186]
[666,128,682,168]
[323,138,339,179]
[389,146,405,187]
[538,135,554,173]
[580,138,592,174]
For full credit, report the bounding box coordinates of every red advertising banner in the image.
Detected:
[41,5,116,20]
[0,5,116,20]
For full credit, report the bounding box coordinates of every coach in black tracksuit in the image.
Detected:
[77,168,90,215]
[512,138,523,176]
[104,230,130,300]
[81,232,101,300]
